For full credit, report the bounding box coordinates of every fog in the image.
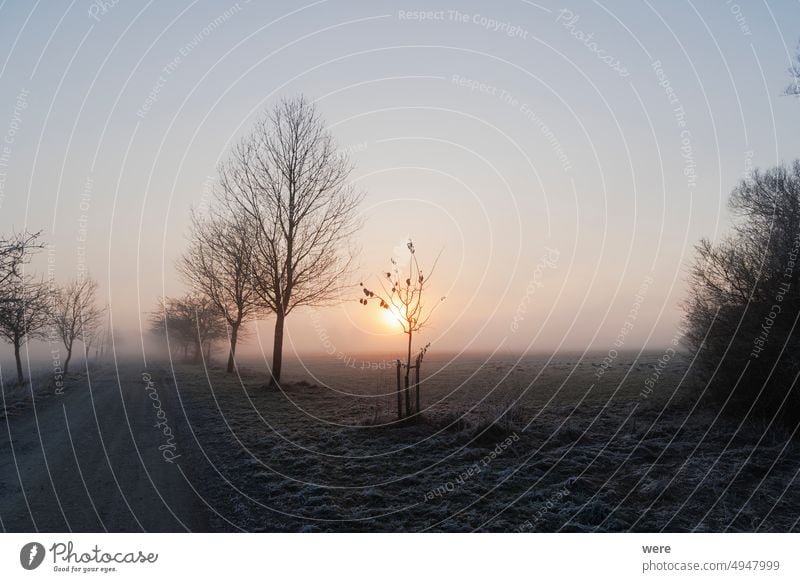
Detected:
[1,0,798,367]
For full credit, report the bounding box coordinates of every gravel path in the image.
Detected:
[0,364,211,532]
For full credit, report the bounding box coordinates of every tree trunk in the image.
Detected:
[404,372,410,417]
[14,340,23,385]
[271,312,285,385]
[396,359,402,419]
[406,331,413,380]
[226,323,240,374]
[404,331,412,416]
[415,353,421,414]
[64,344,73,377]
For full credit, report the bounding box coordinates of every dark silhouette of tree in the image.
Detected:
[0,231,43,294]
[150,295,226,363]
[219,95,362,385]
[0,280,51,385]
[361,239,444,417]
[180,209,262,373]
[685,161,800,420]
[0,231,48,385]
[50,277,104,376]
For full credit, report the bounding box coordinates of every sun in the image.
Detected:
[381,304,405,330]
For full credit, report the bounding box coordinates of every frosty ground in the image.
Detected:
[1,351,798,532]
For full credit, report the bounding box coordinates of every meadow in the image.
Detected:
[2,350,798,532]
[164,350,800,532]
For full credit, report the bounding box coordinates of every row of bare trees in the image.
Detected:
[0,232,105,385]
[1,95,438,401]
[151,95,446,417]
[164,96,362,384]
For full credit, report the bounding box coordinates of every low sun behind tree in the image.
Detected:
[219,95,363,385]
[361,240,445,418]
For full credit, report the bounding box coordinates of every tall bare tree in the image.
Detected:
[50,277,104,375]
[219,96,362,385]
[361,240,445,417]
[179,209,261,373]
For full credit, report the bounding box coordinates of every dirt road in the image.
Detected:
[0,363,212,532]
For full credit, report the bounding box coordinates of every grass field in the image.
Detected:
[2,350,798,532]
[159,350,800,532]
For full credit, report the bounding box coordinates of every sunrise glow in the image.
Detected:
[381,304,405,330]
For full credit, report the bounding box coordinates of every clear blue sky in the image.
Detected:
[0,0,798,359]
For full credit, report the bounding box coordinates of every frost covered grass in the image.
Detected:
[0,363,88,421]
[165,351,800,532]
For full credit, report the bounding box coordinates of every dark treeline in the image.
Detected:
[685,162,800,423]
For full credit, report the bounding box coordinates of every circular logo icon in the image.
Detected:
[19,542,45,570]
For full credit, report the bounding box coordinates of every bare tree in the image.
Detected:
[684,161,800,419]
[150,294,226,363]
[0,232,48,385]
[180,209,261,373]
[219,95,363,385]
[50,277,104,376]
[361,240,444,417]
[0,231,43,294]
[0,280,51,385]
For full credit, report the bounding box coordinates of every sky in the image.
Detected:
[0,0,799,365]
